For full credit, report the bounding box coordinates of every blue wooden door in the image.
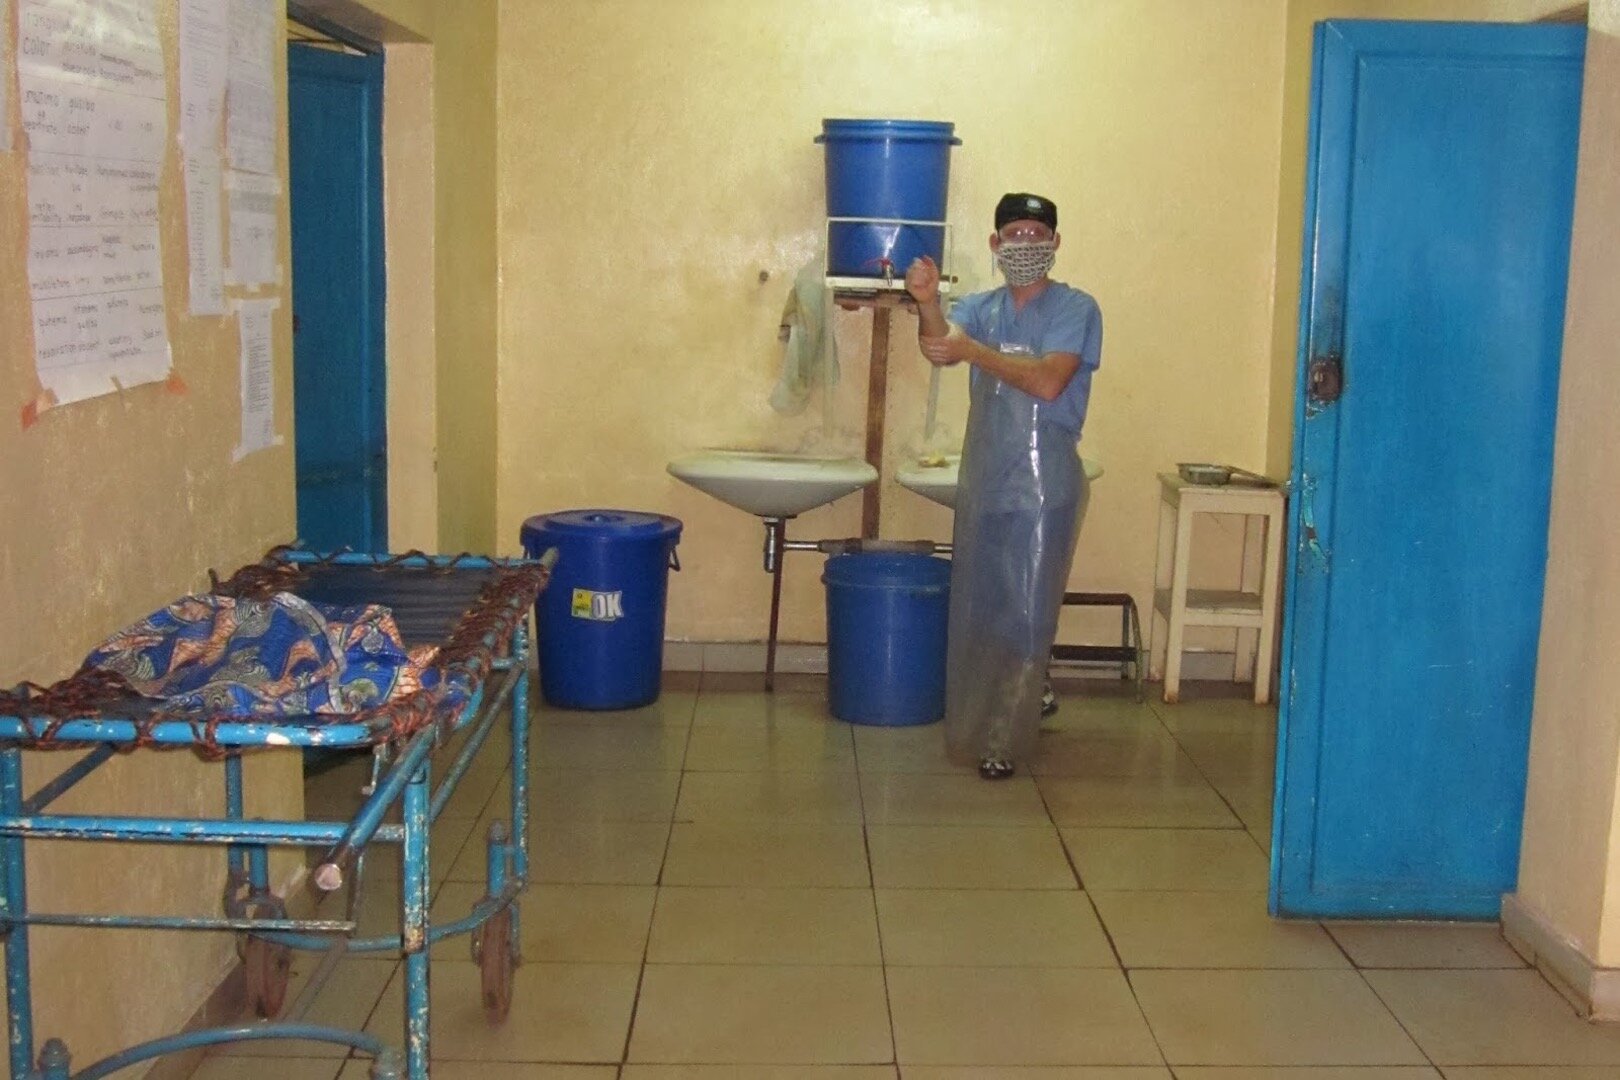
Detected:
[1273,21,1584,919]
[288,44,386,552]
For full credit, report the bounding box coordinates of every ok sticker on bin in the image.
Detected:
[572,588,625,622]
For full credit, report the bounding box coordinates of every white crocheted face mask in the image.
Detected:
[995,239,1057,286]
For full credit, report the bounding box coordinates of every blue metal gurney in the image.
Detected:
[0,548,554,1079]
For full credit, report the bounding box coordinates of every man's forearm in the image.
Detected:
[915,299,951,338]
[963,342,1079,403]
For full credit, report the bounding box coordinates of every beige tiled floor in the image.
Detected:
[196,675,1620,1078]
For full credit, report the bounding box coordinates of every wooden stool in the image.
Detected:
[1150,472,1287,704]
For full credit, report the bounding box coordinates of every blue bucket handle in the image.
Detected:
[668,545,681,572]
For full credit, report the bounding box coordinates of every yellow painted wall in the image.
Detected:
[1264,0,1573,477]
[0,0,300,1064]
[497,0,1292,647]
[434,0,499,554]
[1517,0,1620,966]
[382,41,440,552]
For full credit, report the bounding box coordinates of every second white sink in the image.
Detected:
[896,452,1104,510]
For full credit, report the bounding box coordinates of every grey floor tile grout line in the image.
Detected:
[1116,965,1183,1073]
[1106,689,1274,1073]
[1141,692,1275,849]
[1081,886,1131,974]
[1323,920,1366,971]
[610,683,700,1066]
[849,718,904,1070]
[1032,757,1090,891]
[1020,703,1165,1068]
[1351,965,1448,1074]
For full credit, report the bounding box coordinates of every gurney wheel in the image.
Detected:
[245,936,292,1018]
[476,908,514,1024]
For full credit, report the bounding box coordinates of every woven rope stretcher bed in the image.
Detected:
[0,548,554,1079]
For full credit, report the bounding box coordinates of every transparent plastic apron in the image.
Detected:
[944,358,1089,767]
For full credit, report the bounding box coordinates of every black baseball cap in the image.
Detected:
[994,192,1058,232]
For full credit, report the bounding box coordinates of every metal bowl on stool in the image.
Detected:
[1177,462,1277,488]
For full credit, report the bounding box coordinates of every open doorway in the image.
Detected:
[285,12,387,552]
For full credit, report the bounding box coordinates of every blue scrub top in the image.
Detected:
[948,281,1104,440]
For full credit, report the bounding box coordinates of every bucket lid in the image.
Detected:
[521,510,682,543]
[815,118,962,145]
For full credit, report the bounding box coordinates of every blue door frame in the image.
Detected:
[1272,20,1584,920]
[288,44,387,553]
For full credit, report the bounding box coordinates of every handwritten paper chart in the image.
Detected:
[180,0,229,315]
[18,0,170,405]
[233,296,281,460]
[225,0,279,290]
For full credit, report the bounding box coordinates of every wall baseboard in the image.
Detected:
[664,640,1241,683]
[1502,892,1620,1021]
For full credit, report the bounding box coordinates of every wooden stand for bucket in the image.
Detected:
[824,216,953,539]
[832,291,907,539]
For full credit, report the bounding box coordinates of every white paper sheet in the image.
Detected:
[2,19,12,154]
[18,76,166,161]
[226,169,280,287]
[20,0,170,405]
[28,153,160,227]
[226,0,277,176]
[32,288,169,404]
[17,0,165,99]
[233,297,282,461]
[179,0,229,155]
[185,156,226,314]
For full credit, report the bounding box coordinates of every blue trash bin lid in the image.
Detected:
[521,510,682,546]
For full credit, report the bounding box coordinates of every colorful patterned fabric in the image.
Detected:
[82,592,440,718]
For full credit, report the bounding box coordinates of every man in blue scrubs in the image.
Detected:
[905,192,1103,778]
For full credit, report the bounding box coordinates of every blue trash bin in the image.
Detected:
[520,509,682,710]
[823,552,950,726]
[816,118,961,278]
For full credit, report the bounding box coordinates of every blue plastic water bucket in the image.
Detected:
[815,119,961,279]
[520,509,682,710]
[823,553,950,726]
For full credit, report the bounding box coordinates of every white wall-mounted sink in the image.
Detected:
[896,452,1104,510]
[667,450,878,518]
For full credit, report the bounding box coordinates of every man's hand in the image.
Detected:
[905,256,941,306]
[919,326,977,367]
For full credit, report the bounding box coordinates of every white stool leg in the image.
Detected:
[1163,506,1195,705]
[1235,514,1261,683]
[1150,497,1176,680]
[1254,505,1286,705]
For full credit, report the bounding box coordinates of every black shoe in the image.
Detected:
[1040,683,1059,719]
[978,757,1015,780]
